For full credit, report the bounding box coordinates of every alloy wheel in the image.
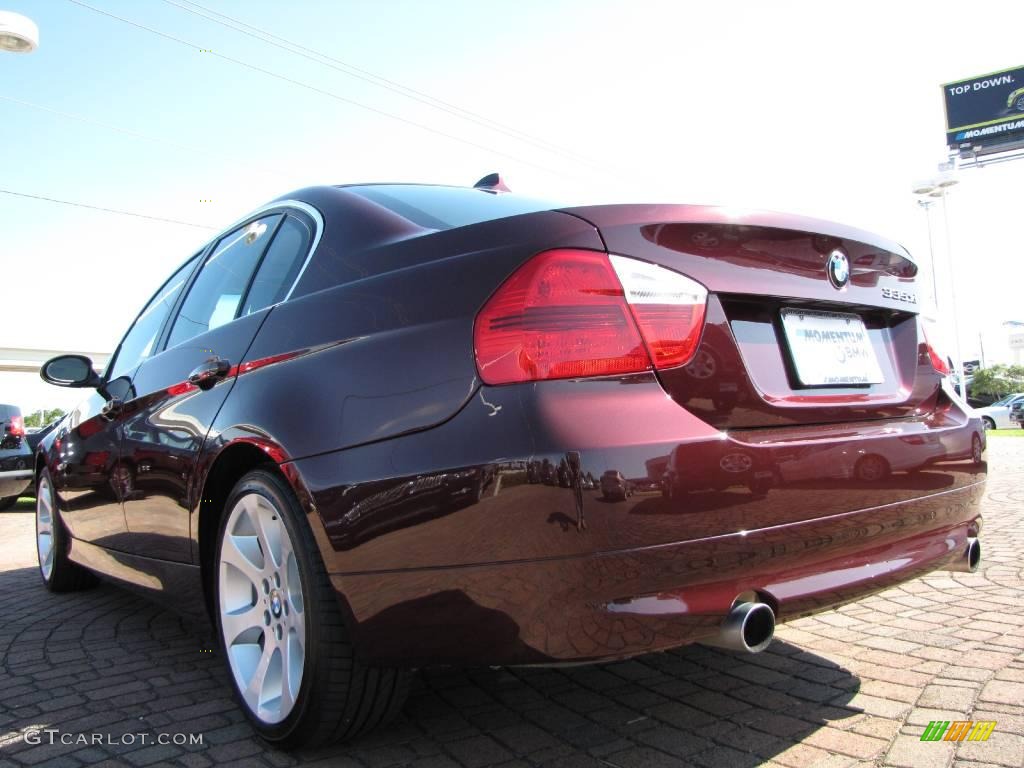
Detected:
[219,491,306,725]
[856,455,888,482]
[36,475,54,580]
[686,349,717,379]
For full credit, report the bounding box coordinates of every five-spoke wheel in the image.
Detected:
[214,469,409,748]
[36,473,54,580]
[219,490,306,724]
[35,467,95,592]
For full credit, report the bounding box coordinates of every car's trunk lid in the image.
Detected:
[560,204,939,429]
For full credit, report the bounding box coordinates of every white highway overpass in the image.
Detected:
[0,347,112,374]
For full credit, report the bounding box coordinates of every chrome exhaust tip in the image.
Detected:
[946,537,981,573]
[703,601,775,653]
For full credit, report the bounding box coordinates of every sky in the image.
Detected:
[1,0,1022,415]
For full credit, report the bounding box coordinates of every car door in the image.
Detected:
[119,211,314,561]
[53,255,200,550]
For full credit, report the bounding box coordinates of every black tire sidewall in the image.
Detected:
[213,470,322,743]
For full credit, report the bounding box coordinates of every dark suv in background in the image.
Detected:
[0,404,32,510]
[1011,400,1024,427]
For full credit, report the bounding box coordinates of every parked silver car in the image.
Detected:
[975,393,1024,429]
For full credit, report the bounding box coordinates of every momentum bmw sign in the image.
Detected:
[943,65,1024,151]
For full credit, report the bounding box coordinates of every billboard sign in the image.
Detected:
[943,65,1024,149]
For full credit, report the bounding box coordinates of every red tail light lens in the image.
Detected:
[474,249,707,385]
[7,415,24,437]
[609,255,708,369]
[920,319,950,376]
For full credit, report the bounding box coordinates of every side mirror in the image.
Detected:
[40,355,102,389]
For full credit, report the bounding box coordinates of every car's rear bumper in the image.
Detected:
[290,374,987,666]
[332,482,983,665]
[0,468,32,499]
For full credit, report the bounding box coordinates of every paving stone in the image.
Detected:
[955,731,1024,767]
[883,734,954,768]
[802,727,888,759]
[916,685,975,710]
[445,735,513,768]
[978,680,1024,706]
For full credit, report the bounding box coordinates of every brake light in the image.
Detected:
[474,249,707,385]
[920,319,950,376]
[7,415,24,437]
[609,255,707,369]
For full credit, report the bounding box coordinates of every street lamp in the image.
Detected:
[912,173,965,399]
[915,199,940,311]
[0,11,38,53]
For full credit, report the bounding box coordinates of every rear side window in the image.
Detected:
[166,214,281,349]
[241,214,312,316]
[346,185,557,230]
[108,255,200,380]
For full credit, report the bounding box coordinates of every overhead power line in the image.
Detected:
[159,0,604,170]
[64,0,591,183]
[0,189,216,229]
[0,94,294,179]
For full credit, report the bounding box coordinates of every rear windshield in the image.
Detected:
[345,184,558,230]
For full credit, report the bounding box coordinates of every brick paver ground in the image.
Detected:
[1,440,1021,768]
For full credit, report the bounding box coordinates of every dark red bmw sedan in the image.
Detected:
[35,178,986,748]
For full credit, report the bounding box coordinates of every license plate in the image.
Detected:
[780,309,884,386]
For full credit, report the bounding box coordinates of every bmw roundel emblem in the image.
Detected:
[827,249,850,289]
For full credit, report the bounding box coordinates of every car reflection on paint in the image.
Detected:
[331,464,498,550]
[661,442,777,501]
[775,434,944,484]
[599,469,632,501]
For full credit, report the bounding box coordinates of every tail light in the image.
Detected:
[920,318,950,376]
[7,415,24,437]
[609,255,707,369]
[899,435,928,445]
[474,249,707,385]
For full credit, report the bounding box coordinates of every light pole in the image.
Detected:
[0,11,38,53]
[912,173,965,399]
[915,199,940,311]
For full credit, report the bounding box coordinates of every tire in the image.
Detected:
[0,496,18,511]
[971,434,983,465]
[981,417,995,431]
[215,469,409,749]
[1016,95,1024,112]
[854,454,890,482]
[36,468,97,592]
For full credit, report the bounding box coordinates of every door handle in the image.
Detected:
[101,397,123,420]
[188,358,231,391]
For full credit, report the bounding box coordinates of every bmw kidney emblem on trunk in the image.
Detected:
[827,249,850,288]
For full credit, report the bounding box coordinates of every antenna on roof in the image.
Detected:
[473,173,511,193]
